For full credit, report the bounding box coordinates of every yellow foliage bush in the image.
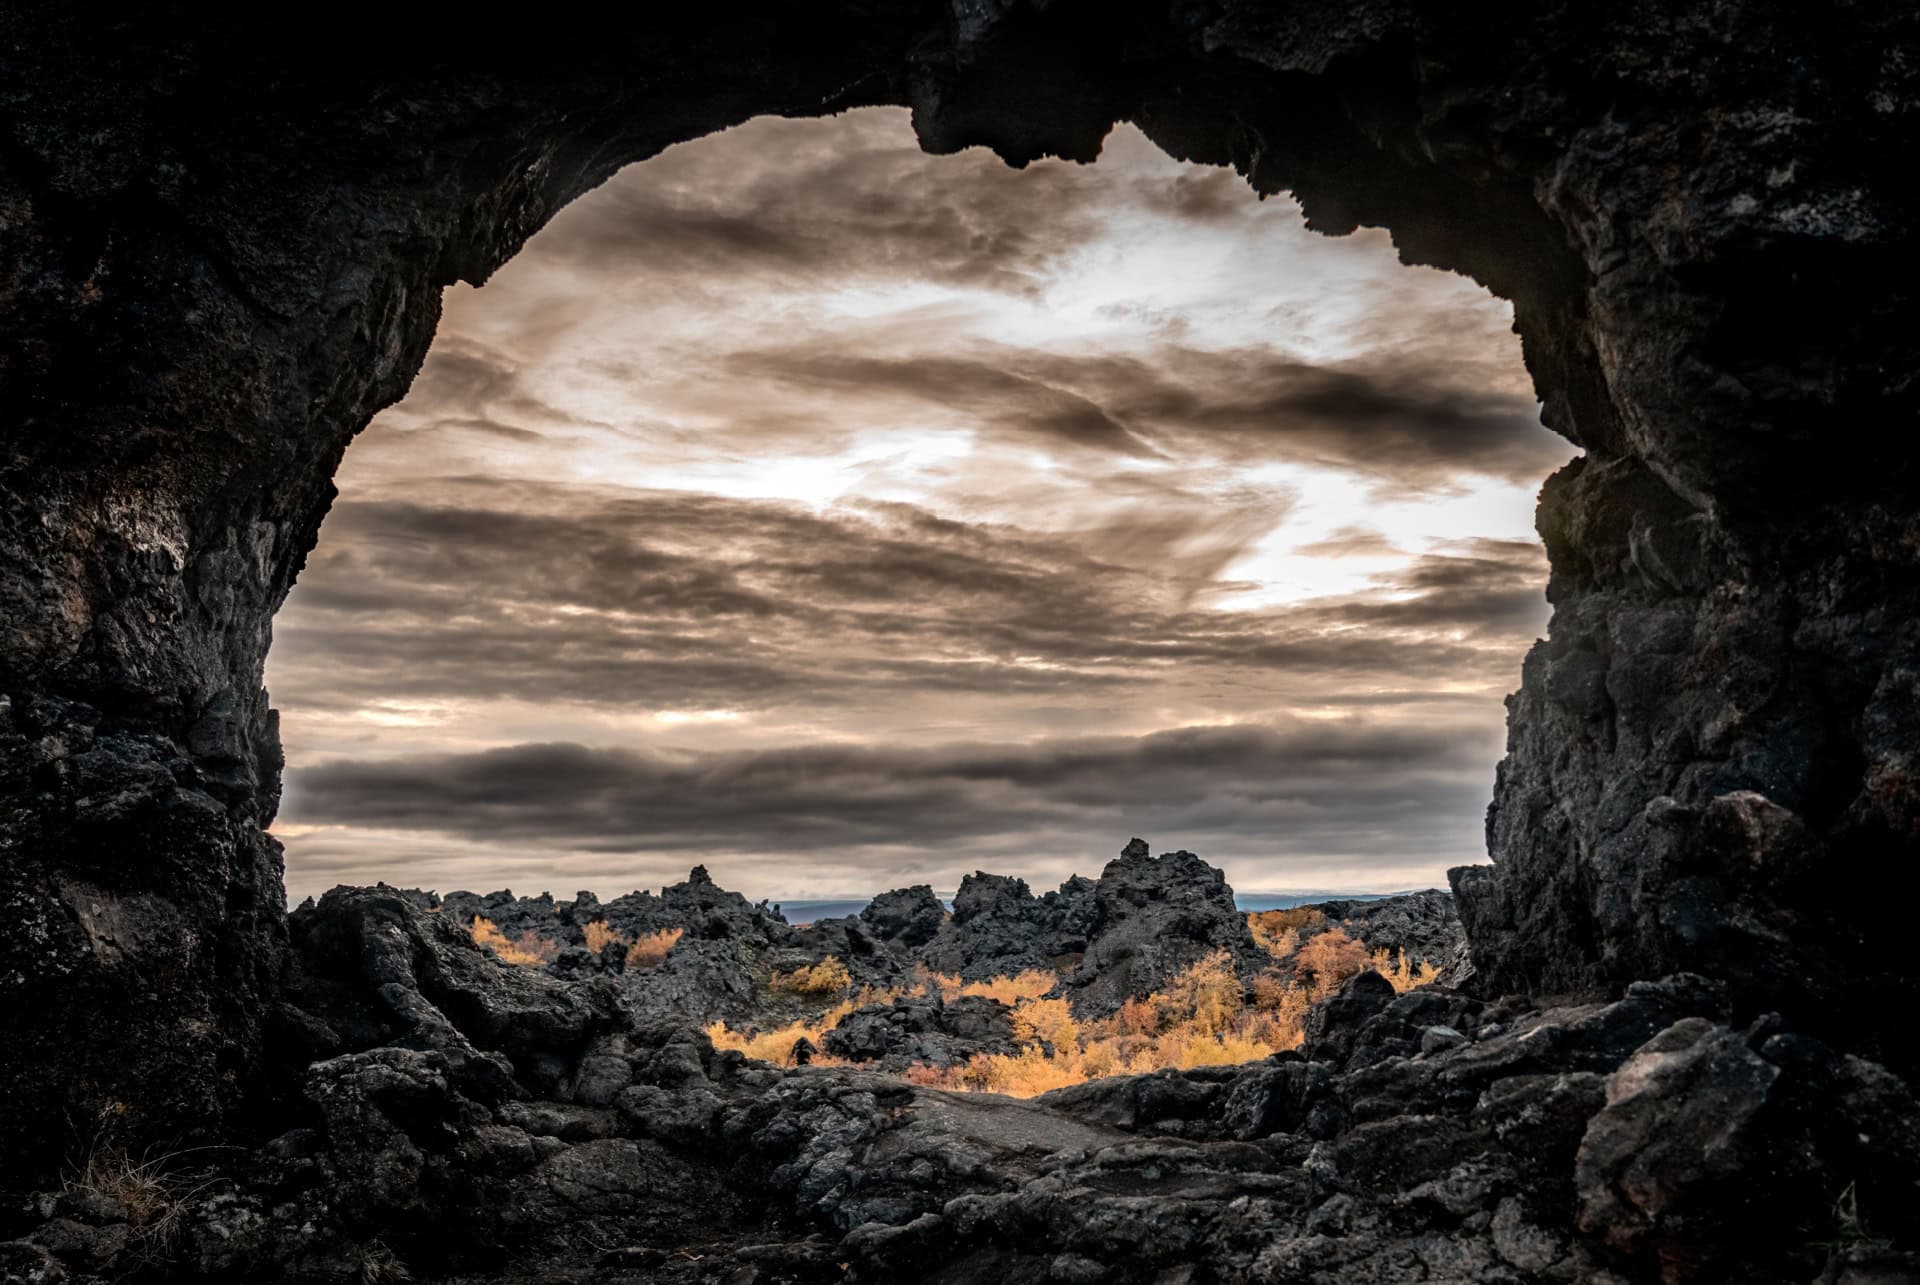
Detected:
[471,916,558,967]
[1371,947,1443,993]
[1293,926,1371,988]
[625,926,684,970]
[710,942,1442,1097]
[583,920,625,954]
[1247,908,1324,958]
[911,949,1322,1098]
[769,956,852,996]
[703,1018,854,1067]
[959,970,1058,1005]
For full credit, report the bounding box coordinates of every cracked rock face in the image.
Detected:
[8,890,1916,1282]
[2,0,1918,1187]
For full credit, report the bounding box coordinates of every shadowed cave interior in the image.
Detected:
[2,5,1917,1282]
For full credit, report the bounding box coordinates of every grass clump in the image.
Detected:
[1247,907,1325,959]
[1371,946,1443,993]
[769,956,851,996]
[470,916,558,967]
[63,1103,228,1268]
[625,926,684,970]
[910,950,1319,1097]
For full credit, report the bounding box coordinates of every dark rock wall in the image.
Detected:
[3,1,1916,1175]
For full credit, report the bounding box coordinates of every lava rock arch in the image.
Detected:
[2,1,1915,1177]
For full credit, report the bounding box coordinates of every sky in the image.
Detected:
[268,108,1572,904]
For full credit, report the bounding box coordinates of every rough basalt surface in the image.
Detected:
[3,0,1919,1273]
[6,888,1915,1283]
[434,842,1294,1034]
[1305,888,1470,978]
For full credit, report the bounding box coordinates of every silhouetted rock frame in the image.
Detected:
[2,1,1915,1180]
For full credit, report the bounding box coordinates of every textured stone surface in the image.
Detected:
[9,892,1913,1281]
[2,0,1917,1208]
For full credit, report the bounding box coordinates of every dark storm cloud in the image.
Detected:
[526,120,1115,294]
[1295,539,1549,640]
[722,353,1165,457]
[282,721,1497,858]
[727,343,1563,484]
[267,483,1545,717]
[268,110,1559,893]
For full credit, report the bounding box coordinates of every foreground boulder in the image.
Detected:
[9,882,1913,1284]
[1065,840,1271,1016]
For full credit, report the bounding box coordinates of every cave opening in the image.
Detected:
[264,108,1570,1082]
[7,11,1916,1274]
[270,108,1568,906]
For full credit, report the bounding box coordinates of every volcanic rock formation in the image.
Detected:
[3,1,1919,1279]
[7,879,1914,1283]
[436,841,1294,1031]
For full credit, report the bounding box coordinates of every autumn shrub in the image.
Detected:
[959,970,1057,1005]
[471,916,558,966]
[711,942,1440,1097]
[1371,947,1443,993]
[769,956,852,996]
[625,926,684,970]
[910,949,1322,1097]
[704,1018,853,1066]
[1293,926,1370,988]
[1247,907,1325,958]
[583,920,625,954]
[912,965,967,1001]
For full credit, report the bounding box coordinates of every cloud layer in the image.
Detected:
[268,108,1569,901]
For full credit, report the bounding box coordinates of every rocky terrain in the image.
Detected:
[411,842,1457,1070]
[6,856,1915,1283]
[6,2,1920,1282]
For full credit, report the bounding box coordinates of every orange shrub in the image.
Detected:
[625,926,684,971]
[703,1018,850,1067]
[583,920,625,954]
[1294,926,1371,989]
[911,966,965,1001]
[1247,908,1324,959]
[905,949,1316,1098]
[711,942,1443,1099]
[471,916,558,967]
[959,970,1057,1005]
[1371,947,1443,993]
[1115,995,1159,1037]
[769,956,851,996]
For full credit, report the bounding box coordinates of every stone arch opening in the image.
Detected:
[267,106,1564,916]
[3,3,1913,1192]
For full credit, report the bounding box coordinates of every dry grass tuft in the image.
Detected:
[709,939,1443,1096]
[583,920,625,954]
[912,966,1059,1005]
[1371,946,1443,993]
[911,946,1385,1097]
[703,1018,855,1067]
[769,956,851,996]
[1247,907,1325,959]
[350,1238,413,1283]
[63,1104,228,1266]
[624,926,684,971]
[1293,926,1371,988]
[470,916,558,967]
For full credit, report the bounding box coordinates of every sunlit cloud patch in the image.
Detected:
[268,109,1571,902]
